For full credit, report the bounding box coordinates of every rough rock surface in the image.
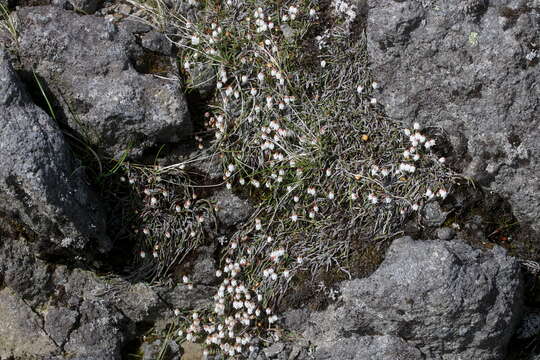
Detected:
[0,218,221,359]
[0,218,195,359]
[0,50,109,256]
[367,0,540,230]
[211,189,254,229]
[304,237,523,359]
[16,6,192,159]
[50,0,102,13]
[313,336,423,360]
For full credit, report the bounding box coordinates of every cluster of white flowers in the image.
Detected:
[150,0,456,356]
[332,0,357,23]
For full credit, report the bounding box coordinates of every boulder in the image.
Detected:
[16,6,192,159]
[367,0,540,230]
[304,237,523,359]
[0,49,109,256]
[312,336,423,360]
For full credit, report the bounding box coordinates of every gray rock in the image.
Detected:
[305,236,523,359]
[141,339,180,360]
[44,307,79,346]
[187,62,217,99]
[263,342,285,358]
[0,220,171,360]
[141,31,173,55]
[211,189,253,228]
[367,0,540,230]
[17,6,191,159]
[51,0,102,13]
[313,336,423,360]
[420,201,448,227]
[0,50,110,257]
[158,283,214,310]
[0,288,59,359]
[62,298,128,359]
[436,226,456,240]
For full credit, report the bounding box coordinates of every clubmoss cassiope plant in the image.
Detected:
[127,0,458,357]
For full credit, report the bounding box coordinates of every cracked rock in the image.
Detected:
[0,50,110,257]
[16,6,192,159]
[0,288,59,358]
[368,0,540,230]
[304,236,523,359]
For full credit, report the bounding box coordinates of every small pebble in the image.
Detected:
[436,227,456,240]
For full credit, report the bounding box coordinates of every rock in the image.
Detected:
[141,339,181,360]
[0,220,171,359]
[0,50,110,257]
[420,201,448,227]
[312,336,423,360]
[43,306,79,347]
[158,283,214,310]
[304,236,523,359]
[17,6,191,159]
[263,342,285,358]
[141,31,173,55]
[51,0,102,13]
[0,288,59,359]
[211,189,253,229]
[187,62,217,99]
[282,309,310,332]
[436,226,456,240]
[367,0,540,231]
[62,298,128,359]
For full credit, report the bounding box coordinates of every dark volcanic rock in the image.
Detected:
[16,6,192,159]
[312,336,423,360]
[0,224,165,359]
[0,50,109,256]
[304,236,523,359]
[367,0,540,231]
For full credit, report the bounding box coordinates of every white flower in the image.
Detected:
[368,193,379,204]
[351,192,358,200]
[257,72,265,82]
[216,270,222,277]
[437,188,448,199]
[425,188,434,199]
[425,139,436,149]
[372,82,379,89]
[370,98,377,105]
[439,157,446,164]
[191,36,200,45]
[356,85,364,94]
[413,122,421,130]
[328,192,335,200]
[183,275,189,283]
[320,60,327,68]
[412,203,419,211]
[293,196,300,203]
[309,8,317,17]
[139,251,146,258]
